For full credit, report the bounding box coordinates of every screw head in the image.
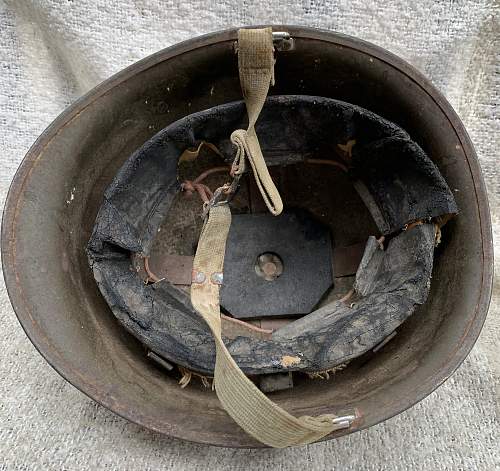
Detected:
[255,253,283,281]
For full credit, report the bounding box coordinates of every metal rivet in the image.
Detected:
[211,272,223,285]
[192,271,206,284]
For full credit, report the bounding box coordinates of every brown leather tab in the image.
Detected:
[333,241,366,278]
[136,241,366,286]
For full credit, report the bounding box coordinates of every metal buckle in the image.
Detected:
[202,185,231,217]
[233,31,295,53]
[272,31,295,51]
[202,174,242,217]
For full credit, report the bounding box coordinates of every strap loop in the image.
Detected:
[230,27,283,216]
[230,128,283,215]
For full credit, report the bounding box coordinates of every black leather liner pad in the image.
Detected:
[87,96,457,375]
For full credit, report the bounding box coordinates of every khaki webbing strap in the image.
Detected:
[189,28,346,448]
[191,205,344,447]
[230,28,283,216]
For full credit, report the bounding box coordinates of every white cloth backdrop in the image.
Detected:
[0,1,499,469]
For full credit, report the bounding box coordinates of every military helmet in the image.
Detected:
[2,27,493,448]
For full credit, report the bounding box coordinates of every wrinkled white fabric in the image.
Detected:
[0,1,498,469]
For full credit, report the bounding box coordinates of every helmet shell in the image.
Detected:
[2,27,493,447]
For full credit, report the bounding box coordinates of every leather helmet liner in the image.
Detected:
[87,95,457,375]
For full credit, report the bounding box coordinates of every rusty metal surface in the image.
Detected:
[1,26,493,448]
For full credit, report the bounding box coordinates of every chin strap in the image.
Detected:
[190,28,354,448]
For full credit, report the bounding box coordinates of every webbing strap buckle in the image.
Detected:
[202,176,241,217]
[233,31,295,53]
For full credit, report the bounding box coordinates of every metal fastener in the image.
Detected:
[192,270,206,284]
[211,272,223,285]
[233,31,295,53]
[255,252,284,281]
[332,414,357,429]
